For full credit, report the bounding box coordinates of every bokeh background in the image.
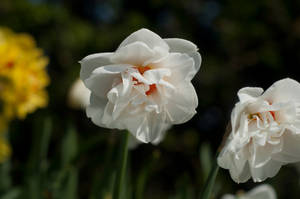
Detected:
[1,0,300,198]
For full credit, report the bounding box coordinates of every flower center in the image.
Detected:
[133,66,157,96]
[248,111,276,122]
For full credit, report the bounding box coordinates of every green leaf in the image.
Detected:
[88,138,118,199]
[199,160,219,199]
[25,117,52,199]
[59,167,78,199]
[0,188,22,199]
[61,124,78,167]
[0,161,12,192]
[113,131,129,199]
[199,143,213,181]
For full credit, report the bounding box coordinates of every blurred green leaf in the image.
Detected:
[59,167,78,199]
[199,160,219,199]
[27,117,52,174]
[24,117,52,199]
[61,124,78,167]
[199,143,213,181]
[113,131,129,199]
[0,161,12,192]
[0,188,22,199]
[89,140,118,199]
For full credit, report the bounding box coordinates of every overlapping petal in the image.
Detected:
[80,53,113,81]
[218,78,300,183]
[118,28,169,52]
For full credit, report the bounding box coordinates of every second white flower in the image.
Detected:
[218,78,300,183]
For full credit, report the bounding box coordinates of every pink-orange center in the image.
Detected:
[133,66,157,96]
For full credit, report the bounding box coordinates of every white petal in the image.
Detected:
[249,143,273,168]
[272,130,300,163]
[84,64,130,98]
[118,28,169,51]
[146,112,169,142]
[154,53,197,82]
[247,184,277,199]
[262,78,300,103]
[231,163,251,183]
[164,38,202,73]
[237,87,264,103]
[107,84,131,120]
[123,111,169,143]
[249,159,282,182]
[230,102,247,133]
[80,53,113,81]
[143,68,171,84]
[165,83,198,124]
[189,51,201,75]
[164,38,198,53]
[111,42,167,66]
[86,93,108,127]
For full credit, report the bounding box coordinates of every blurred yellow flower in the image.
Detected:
[0,27,49,162]
[0,27,49,123]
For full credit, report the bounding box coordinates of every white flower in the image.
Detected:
[218,78,300,183]
[68,79,91,109]
[80,28,201,143]
[221,184,276,199]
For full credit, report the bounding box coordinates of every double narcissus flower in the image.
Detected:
[218,78,300,183]
[0,27,49,125]
[222,184,276,199]
[80,28,201,143]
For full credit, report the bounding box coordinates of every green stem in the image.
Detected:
[113,131,129,199]
[199,159,219,199]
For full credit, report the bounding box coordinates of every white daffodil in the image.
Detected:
[80,28,201,143]
[68,79,91,109]
[218,78,300,183]
[222,184,276,199]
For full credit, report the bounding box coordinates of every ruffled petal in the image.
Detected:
[84,64,130,98]
[111,41,167,66]
[249,142,273,168]
[80,53,113,81]
[164,38,201,73]
[143,68,171,84]
[164,38,197,53]
[262,78,300,103]
[123,112,169,143]
[165,82,198,124]
[249,159,282,182]
[86,93,108,128]
[154,53,196,82]
[237,87,264,103]
[272,130,300,163]
[118,28,169,52]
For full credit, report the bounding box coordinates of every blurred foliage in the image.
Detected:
[0,0,300,198]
